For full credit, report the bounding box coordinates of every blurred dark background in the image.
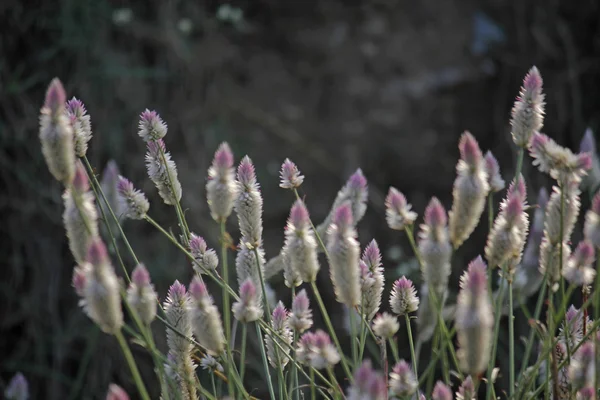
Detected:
[2,0,600,398]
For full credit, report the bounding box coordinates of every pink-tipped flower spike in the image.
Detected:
[485,177,529,272]
[326,203,361,306]
[189,233,219,274]
[106,384,129,400]
[234,156,264,247]
[580,128,600,192]
[99,160,124,240]
[81,239,123,334]
[282,200,320,286]
[126,263,158,325]
[390,276,419,316]
[39,78,76,185]
[66,97,92,157]
[206,142,236,222]
[418,197,452,299]
[510,66,545,147]
[138,109,167,142]
[145,139,182,205]
[569,342,595,391]
[347,360,386,400]
[449,131,490,248]
[432,381,453,400]
[372,312,399,339]
[232,278,263,323]
[279,158,304,189]
[63,162,99,264]
[530,132,592,185]
[359,239,385,320]
[558,305,591,351]
[456,376,476,400]
[455,256,493,376]
[563,241,596,287]
[484,151,505,192]
[389,360,418,397]
[385,187,417,230]
[584,191,600,247]
[315,168,368,240]
[544,184,581,245]
[265,301,293,369]
[188,277,225,355]
[164,281,194,362]
[539,238,571,292]
[289,288,313,332]
[5,372,29,400]
[296,330,340,369]
[235,240,265,303]
[117,176,150,220]
[72,264,88,297]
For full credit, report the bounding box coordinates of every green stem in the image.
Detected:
[404,314,418,378]
[220,221,235,397]
[349,306,358,369]
[310,281,354,382]
[157,145,190,244]
[404,226,423,267]
[518,275,547,380]
[115,330,150,400]
[485,272,506,400]
[388,337,400,364]
[310,368,316,400]
[488,194,494,231]
[255,323,276,400]
[240,324,247,383]
[290,287,300,400]
[515,147,524,183]
[293,189,327,254]
[508,277,515,398]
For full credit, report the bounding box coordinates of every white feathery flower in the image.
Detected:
[282,200,320,286]
[372,312,399,339]
[138,109,167,142]
[117,176,149,220]
[66,97,92,157]
[385,187,417,230]
[232,278,263,323]
[235,239,265,303]
[126,264,157,325]
[359,240,384,321]
[235,156,263,247]
[189,233,219,274]
[390,276,419,316]
[510,66,545,147]
[145,139,182,205]
[265,302,293,369]
[188,277,226,355]
[206,142,237,222]
[296,330,340,369]
[289,289,313,332]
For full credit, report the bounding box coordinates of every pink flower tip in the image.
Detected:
[140,109,160,124]
[578,387,596,400]
[523,66,543,93]
[146,139,166,155]
[348,168,367,190]
[580,128,596,154]
[332,203,354,229]
[395,276,415,291]
[505,193,524,221]
[189,233,208,253]
[565,305,579,324]
[280,158,304,188]
[214,142,234,169]
[466,256,488,292]
[168,280,187,299]
[362,239,381,268]
[292,289,310,310]
[73,161,89,192]
[313,329,332,346]
[530,132,549,151]
[386,187,408,210]
[290,200,310,227]
[577,152,593,171]
[239,278,257,300]
[484,151,500,172]
[45,78,67,113]
[592,191,600,214]
[432,381,452,400]
[459,131,482,166]
[392,360,412,375]
[106,383,130,400]
[87,239,109,266]
[132,263,151,286]
[507,176,526,200]
[272,301,288,323]
[424,197,447,227]
[354,360,375,382]
[189,277,208,300]
[103,160,119,180]
[237,156,256,185]
[66,97,87,116]
[574,241,595,265]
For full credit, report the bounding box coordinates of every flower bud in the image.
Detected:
[432,381,452,400]
[235,156,263,247]
[484,151,505,192]
[390,276,419,316]
[188,277,226,355]
[164,281,193,358]
[510,66,545,147]
[126,263,157,325]
[66,97,92,157]
[456,376,476,400]
[347,360,386,400]
[106,384,129,400]
[563,241,596,287]
[456,256,493,376]
[530,132,591,184]
[145,139,182,205]
[372,312,399,339]
[189,233,219,274]
[138,109,167,142]
[265,302,293,369]
[289,289,313,332]
[282,200,320,286]
[116,176,150,220]
[232,278,263,323]
[5,372,28,400]
[206,142,236,222]
[39,78,76,184]
[385,187,417,230]
[449,132,490,248]
[580,128,600,192]
[359,239,384,320]
[389,360,418,397]
[327,204,361,306]
[235,239,265,303]
[296,330,340,369]
[279,158,304,189]
[82,239,123,334]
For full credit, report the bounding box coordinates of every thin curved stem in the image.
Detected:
[115,330,150,400]
[255,322,276,400]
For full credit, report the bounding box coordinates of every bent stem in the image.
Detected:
[309,280,354,383]
[405,314,418,378]
[115,330,150,400]
[219,221,235,397]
